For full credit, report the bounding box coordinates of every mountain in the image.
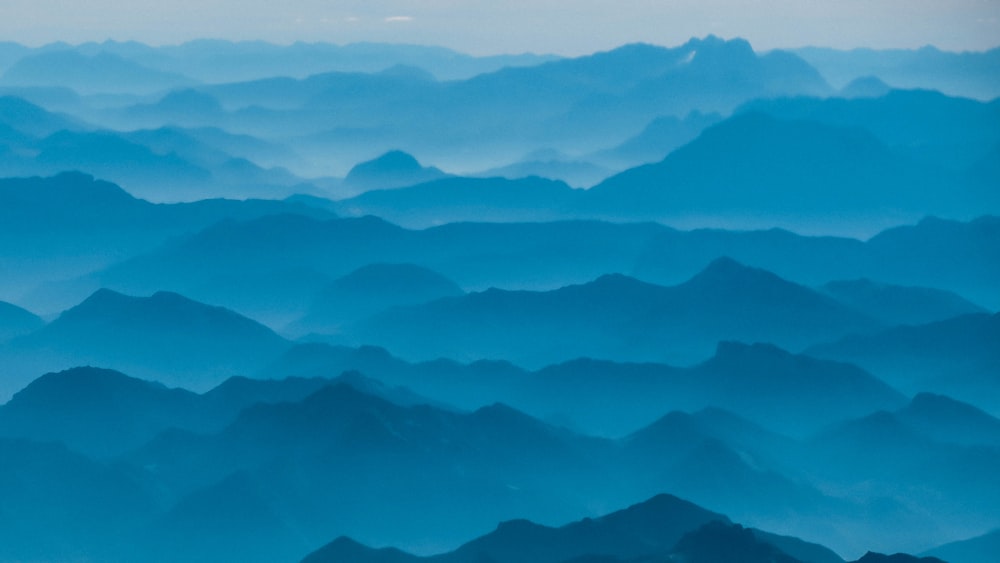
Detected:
[0,437,159,562]
[0,364,441,459]
[303,493,846,563]
[261,338,902,439]
[0,172,335,313]
[587,112,978,233]
[70,39,558,83]
[793,45,1000,100]
[632,215,1000,310]
[0,300,43,341]
[344,150,447,192]
[840,76,892,98]
[303,493,730,563]
[819,278,986,326]
[849,554,947,563]
[333,175,583,228]
[291,263,463,335]
[895,393,1000,448]
[592,111,723,169]
[353,258,882,367]
[475,156,614,189]
[1,49,195,94]
[127,382,620,560]
[4,289,291,394]
[924,529,1000,563]
[806,410,1000,540]
[0,94,82,137]
[807,313,1000,412]
[0,367,202,458]
[738,89,1000,171]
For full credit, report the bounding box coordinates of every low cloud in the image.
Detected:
[384,15,413,23]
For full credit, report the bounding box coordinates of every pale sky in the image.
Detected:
[1,0,998,54]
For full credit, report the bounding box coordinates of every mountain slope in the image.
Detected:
[588,112,976,231]
[0,300,43,342]
[353,258,882,367]
[6,289,291,392]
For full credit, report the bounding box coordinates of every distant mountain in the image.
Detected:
[303,493,844,563]
[291,263,463,335]
[896,393,1000,448]
[0,300,43,342]
[0,364,443,459]
[0,437,158,562]
[924,529,1000,563]
[127,382,620,559]
[344,150,447,192]
[0,49,195,94]
[738,89,1000,171]
[807,313,1000,412]
[122,88,227,126]
[334,175,583,227]
[588,112,979,232]
[4,289,291,393]
[0,367,202,458]
[819,278,986,326]
[0,172,335,313]
[591,111,723,169]
[475,157,614,189]
[261,339,902,438]
[840,76,892,98]
[0,94,83,136]
[806,409,1000,538]
[849,554,947,563]
[353,258,882,367]
[66,39,559,83]
[793,45,1000,100]
[633,215,1000,310]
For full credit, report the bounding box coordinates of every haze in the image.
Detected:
[3,0,999,54]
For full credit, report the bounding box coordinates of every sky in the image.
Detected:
[1,0,998,55]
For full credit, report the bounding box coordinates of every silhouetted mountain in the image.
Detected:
[0,94,82,136]
[0,437,159,562]
[673,521,801,563]
[291,263,463,335]
[896,393,1000,448]
[345,150,447,192]
[354,258,882,367]
[808,313,1000,412]
[840,76,892,98]
[924,529,1000,563]
[588,112,977,231]
[592,111,723,169]
[794,45,1000,100]
[0,172,334,313]
[125,88,226,125]
[303,493,848,563]
[76,39,558,83]
[738,89,1000,171]
[633,215,1000,310]
[1,49,195,94]
[261,338,901,439]
[127,382,619,559]
[806,409,1000,537]
[305,493,731,563]
[476,158,613,189]
[334,175,583,227]
[0,300,43,341]
[5,289,291,392]
[819,278,985,326]
[849,554,946,563]
[0,367,201,457]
